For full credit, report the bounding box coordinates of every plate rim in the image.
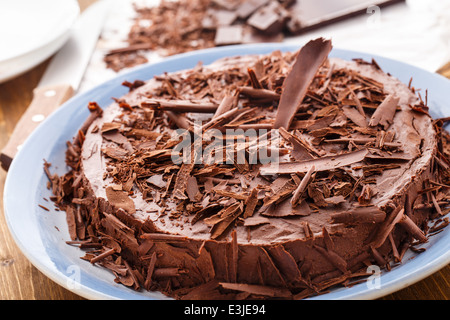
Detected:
[4,42,450,300]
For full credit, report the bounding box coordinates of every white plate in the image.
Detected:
[0,0,80,83]
[4,44,450,300]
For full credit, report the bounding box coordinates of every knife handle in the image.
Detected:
[1,84,74,171]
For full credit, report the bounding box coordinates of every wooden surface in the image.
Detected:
[0,83,74,170]
[0,0,449,300]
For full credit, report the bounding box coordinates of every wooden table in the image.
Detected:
[0,0,449,301]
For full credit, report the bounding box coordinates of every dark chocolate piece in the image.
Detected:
[247,2,289,35]
[214,25,244,45]
[104,0,405,72]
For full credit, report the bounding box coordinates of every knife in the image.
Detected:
[0,0,110,171]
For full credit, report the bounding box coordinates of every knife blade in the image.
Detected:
[0,0,110,171]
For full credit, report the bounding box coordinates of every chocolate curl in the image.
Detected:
[370,206,405,249]
[388,233,401,262]
[279,127,315,160]
[247,67,263,89]
[243,188,259,218]
[153,268,187,278]
[398,214,427,243]
[239,86,280,101]
[173,161,195,200]
[202,106,248,131]
[301,221,314,240]
[291,165,315,206]
[140,233,187,242]
[230,230,238,283]
[219,282,292,298]
[331,206,386,224]
[431,192,444,216]
[273,38,332,130]
[65,206,77,241]
[142,99,218,113]
[212,91,239,119]
[370,246,386,267]
[165,111,192,131]
[123,260,140,290]
[368,94,400,129]
[74,102,103,146]
[230,123,273,130]
[350,88,366,119]
[260,148,368,175]
[371,207,428,248]
[144,252,157,290]
[90,248,116,264]
[313,245,347,273]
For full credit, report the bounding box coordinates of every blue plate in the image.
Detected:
[4,43,450,300]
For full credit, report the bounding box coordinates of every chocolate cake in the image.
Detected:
[47,38,450,299]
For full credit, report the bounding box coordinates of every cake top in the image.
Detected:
[82,38,437,244]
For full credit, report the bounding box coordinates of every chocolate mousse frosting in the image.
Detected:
[46,38,450,299]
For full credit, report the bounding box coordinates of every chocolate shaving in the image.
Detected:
[213,92,239,119]
[247,68,263,89]
[279,127,314,161]
[126,129,160,140]
[102,146,128,161]
[105,186,136,214]
[147,174,166,189]
[342,105,367,128]
[243,216,271,227]
[370,206,405,248]
[186,176,200,201]
[90,248,117,264]
[102,131,133,152]
[369,94,399,129]
[74,102,103,146]
[101,122,122,133]
[273,38,332,129]
[260,148,368,175]
[207,202,243,239]
[291,165,315,206]
[173,163,195,200]
[144,252,157,290]
[262,197,311,217]
[142,98,218,113]
[263,178,296,206]
[314,228,347,273]
[219,282,292,298]
[140,233,187,242]
[239,86,280,101]
[324,195,346,205]
[65,206,77,241]
[267,245,302,286]
[331,206,386,224]
[399,214,427,243]
[243,188,259,218]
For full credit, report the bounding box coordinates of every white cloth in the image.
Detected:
[286,0,450,72]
